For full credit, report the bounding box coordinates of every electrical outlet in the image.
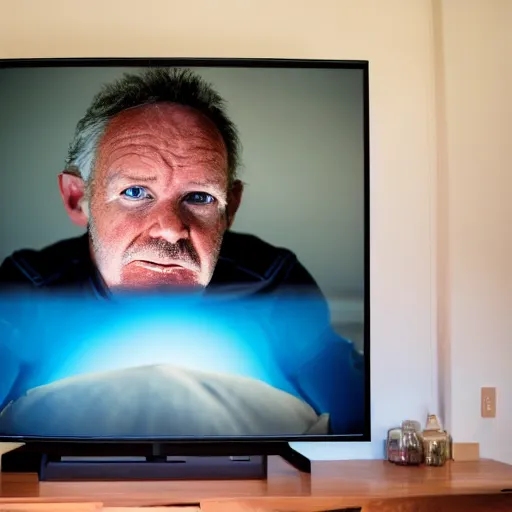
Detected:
[481,387,496,418]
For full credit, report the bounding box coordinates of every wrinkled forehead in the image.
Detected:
[94,103,229,183]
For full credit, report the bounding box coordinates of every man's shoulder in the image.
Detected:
[216,231,304,286]
[214,231,323,296]
[222,231,294,257]
[0,234,90,287]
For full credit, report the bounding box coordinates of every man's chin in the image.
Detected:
[118,261,205,291]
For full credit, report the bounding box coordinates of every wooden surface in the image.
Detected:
[1,457,512,510]
[0,507,200,512]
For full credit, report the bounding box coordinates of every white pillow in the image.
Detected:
[0,364,329,437]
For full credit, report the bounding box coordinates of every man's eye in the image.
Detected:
[184,192,216,205]
[121,186,150,200]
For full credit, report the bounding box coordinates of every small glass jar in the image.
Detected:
[386,427,403,463]
[395,420,424,466]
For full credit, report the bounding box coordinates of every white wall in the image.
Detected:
[0,0,438,460]
[436,0,512,463]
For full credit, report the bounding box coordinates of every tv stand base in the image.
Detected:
[1,441,311,481]
[42,454,268,480]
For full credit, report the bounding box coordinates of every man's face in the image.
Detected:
[70,104,237,290]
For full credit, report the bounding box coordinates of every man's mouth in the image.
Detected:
[132,260,196,273]
[119,258,203,288]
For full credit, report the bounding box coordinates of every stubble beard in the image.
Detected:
[87,216,225,289]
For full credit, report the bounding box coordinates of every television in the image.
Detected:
[0,58,370,480]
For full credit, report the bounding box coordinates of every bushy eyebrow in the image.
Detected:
[106,170,158,185]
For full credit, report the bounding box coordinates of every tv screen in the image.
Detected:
[0,59,369,443]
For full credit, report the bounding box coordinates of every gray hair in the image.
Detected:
[65,67,241,187]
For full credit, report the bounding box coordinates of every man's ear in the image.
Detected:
[226,180,243,229]
[58,172,89,227]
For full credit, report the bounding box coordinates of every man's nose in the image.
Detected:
[148,204,189,243]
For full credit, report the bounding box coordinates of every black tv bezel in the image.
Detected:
[0,57,371,446]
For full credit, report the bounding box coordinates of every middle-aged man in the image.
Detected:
[0,68,365,437]
[0,67,316,296]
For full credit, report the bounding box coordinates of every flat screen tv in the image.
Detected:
[0,58,370,478]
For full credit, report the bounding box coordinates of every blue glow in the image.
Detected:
[0,290,365,436]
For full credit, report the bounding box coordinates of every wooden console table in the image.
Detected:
[1,457,512,511]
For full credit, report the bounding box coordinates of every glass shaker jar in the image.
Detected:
[423,430,448,466]
[422,414,449,466]
[395,420,424,466]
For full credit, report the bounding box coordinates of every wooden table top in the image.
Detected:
[1,457,512,509]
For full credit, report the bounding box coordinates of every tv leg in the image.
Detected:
[278,444,311,473]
